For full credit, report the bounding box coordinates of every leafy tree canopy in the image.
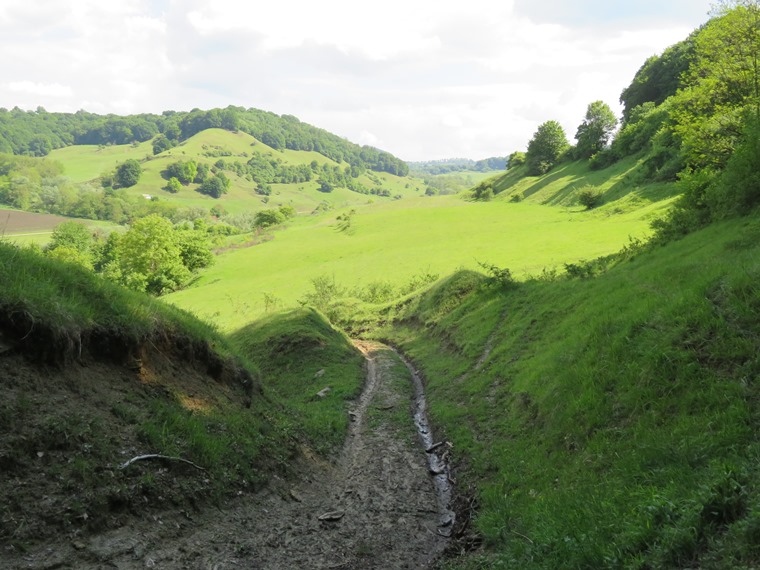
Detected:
[574,101,618,159]
[114,159,142,188]
[526,120,569,175]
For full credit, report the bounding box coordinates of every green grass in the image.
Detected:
[49,129,423,216]
[49,141,153,183]
[371,214,760,569]
[492,156,679,214]
[230,308,365,455]
[166,194,659,331]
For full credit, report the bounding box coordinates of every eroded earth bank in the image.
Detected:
[7,342,453,569]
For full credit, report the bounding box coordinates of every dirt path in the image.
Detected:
[8,342,450,569]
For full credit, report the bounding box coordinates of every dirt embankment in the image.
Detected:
[2,334,454,569]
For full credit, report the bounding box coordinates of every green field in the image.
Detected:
[166,192,663,331]
[49,141,153,183]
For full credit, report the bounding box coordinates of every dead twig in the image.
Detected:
[511,529,534,544]
[426,441,452,453]
[119,454,207,472]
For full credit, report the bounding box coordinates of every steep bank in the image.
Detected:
[374,214,760,568]
[0,242,281,558]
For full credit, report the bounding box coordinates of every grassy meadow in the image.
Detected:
[166,193,660,331]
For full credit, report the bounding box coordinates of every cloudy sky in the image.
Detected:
[0,0,712,161]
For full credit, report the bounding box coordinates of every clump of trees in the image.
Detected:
[253,205,296,228]
[198,173,231,198]
[114,159,142,188]
[0,153,209,223]
[43,216,215,295]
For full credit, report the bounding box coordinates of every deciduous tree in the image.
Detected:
[115,159,142,188]
[526,121,569,175]
[575,101,618,159]
[117,215,190,295]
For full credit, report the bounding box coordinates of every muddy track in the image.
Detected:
[8,342,449,569]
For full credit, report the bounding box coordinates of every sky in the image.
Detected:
[0,0,713,161]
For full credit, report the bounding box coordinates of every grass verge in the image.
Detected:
[230,308,365,455]
[370,214,760,569]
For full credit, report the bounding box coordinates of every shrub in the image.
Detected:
[477,261,517,289]
[577,186,602,209]
[165,177,181,194]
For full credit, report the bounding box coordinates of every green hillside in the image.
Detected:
[47,128,422,216]
[486,154,678,212]
[373,213,760,569]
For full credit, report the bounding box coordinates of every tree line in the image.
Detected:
[481,0,760,229]
[0,106,408,177]
[408,156,507,175]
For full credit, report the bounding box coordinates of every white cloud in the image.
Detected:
[0,0,713,159]
[7,81,73,98]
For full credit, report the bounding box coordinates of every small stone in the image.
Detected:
[315,387,331,398]
[72,540,86,551]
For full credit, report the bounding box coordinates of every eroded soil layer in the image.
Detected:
[5,343,448,569]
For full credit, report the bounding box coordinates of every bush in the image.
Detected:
[477,261,517,289]
[577,186,602,209]
[197,173,230,199]
[165,177,181,194]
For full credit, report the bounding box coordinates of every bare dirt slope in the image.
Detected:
[5,342,451,569]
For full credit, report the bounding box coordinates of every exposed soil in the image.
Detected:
[0,209,75,236]
[2,341,451,569]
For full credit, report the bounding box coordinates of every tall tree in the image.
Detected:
[575,101,618,159]
[673,1,760,170]
[526,121,569,175]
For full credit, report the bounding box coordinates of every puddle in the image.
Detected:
[394,348,456,535]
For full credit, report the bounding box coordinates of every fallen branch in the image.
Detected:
[119,454,207,472]
[426,441,452,454]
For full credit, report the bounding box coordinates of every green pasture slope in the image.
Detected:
[487,154,678,212]
[166,192,659,331]
[49,129,423,215]
[377,213,760,569]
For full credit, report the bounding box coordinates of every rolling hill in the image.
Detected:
[47,128,424,216]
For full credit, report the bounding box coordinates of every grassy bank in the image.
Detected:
[231,308,365,455]
[373,214,760,568]
[0,242,364,547]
